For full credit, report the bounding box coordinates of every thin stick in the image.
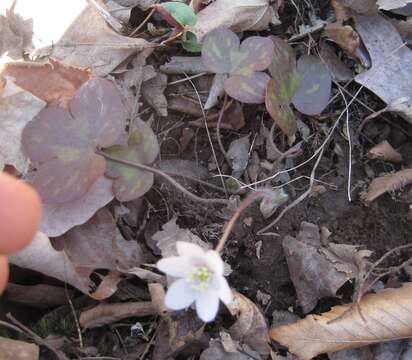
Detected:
[130,7,155,37]
[98,150,229,206]
[168,72,208,86]
[216,94,231,165]
[6,313,68,360]
[215,190,269,252]
[257,147,325,235]
[338,87,353,202]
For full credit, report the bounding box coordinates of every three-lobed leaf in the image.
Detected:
[22,78,126,204]
[105,119,159,202]
[182,31,202,53]
[201,27,274,104]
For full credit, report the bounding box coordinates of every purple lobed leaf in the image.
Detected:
[224,72,271,104]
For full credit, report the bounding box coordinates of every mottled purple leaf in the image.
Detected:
[22,78,126,204]
[292,55,332,116]
[224,72,270,104]
[105,119,159,202]
[268,36,297,85]
[202,27,274,76]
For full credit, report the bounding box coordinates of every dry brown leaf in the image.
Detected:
[226,291,270,356]
[320,43,354,82]
[141,72,168,117]
[367,140,402,163]
[43,4,151,76]
[54,208,144,270]
[200,339,257,360]
[0,337,39,360]
[160,56,207,75]
[79,301,157,328]
[331,0,352,23]
[355,15,412,125]
[1,59,90,107]
[324,23,360,57]
[0,77,45,173]
[366,169,412,202]
[340,0,379,15]
[283,222,371,313]
[270,283,412,360]
[192,0,279,41]
[39,176,114,237]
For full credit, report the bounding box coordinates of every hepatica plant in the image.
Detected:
[201,27,275,103]
[22,78,159,204]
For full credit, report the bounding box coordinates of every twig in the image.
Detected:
[65,284,83,349]
[98,150,229,206]
[168,72,208,86]
[216,94,231,165]
[257,147,325,235]
[215,190,271,252]
[6,313,69,360]
[130,7,155,37]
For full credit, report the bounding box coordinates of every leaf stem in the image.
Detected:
[98,150,229,206]
[215,190,270,252]
[216,94,232,166]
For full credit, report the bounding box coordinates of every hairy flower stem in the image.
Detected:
[98,150,229,206]
[215,190,269,252]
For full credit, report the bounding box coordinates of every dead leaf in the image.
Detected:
[5,283,72,309]
[0,337,39,360]
[283,222,371,313]
[0,6,33,61]
[114,0,156,10]
[226,291,271,356]
[320,43,354,82]
[141,72,168,117]
[160,56,208,75]
[331,0,352,23]
[270,283,412,360]
[339,0,379,15]
[54,208,144,270]
[227,135,250,178]
[205,73,227,110]
[192,0,278,41]
[39,176,114,237]
[367,140,402,163]
[9,232,93,294]
[43,4,151,76]
[366,169,412,202]
[355,15,412,125]
[0,77,45,173]
[378,0,412,10]
[324,23,360,57]
[1,59,91,107]
[200,339,256,360]
[79,301,157,329]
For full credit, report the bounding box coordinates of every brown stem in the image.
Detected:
[98,150,229,206]
[215,190,269,252]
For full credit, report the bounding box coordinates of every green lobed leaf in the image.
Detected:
[104,119,159,202]
[202,27,274,76]
[182,31,202,53]
[22,78,126,204]
[224,72,271,104]
[291,55,332,116]
[158,2,197,27]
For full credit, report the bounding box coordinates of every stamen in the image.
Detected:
[186,266,212,291]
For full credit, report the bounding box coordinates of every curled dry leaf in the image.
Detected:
[44,4,150,76]
[22,78,125,204]
[270,283,412,360]
[226,291,270,356]
[367,140,402,163]
[141,72,168,117]
[1,59,91,107]
[0,77,45,173]
[160,56,207,74]
[227,135,250,178]
[324,23,361,57]
[366,169,412,202]
[192,0,278,41]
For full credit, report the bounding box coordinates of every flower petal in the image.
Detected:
[165,279,196,310]
[157,257,192,277]
[217,276,233,305]
[176,241,205,258]
[195,291,220,322]
[205,250,224,276]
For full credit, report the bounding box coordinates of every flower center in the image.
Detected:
[186,266,212,291]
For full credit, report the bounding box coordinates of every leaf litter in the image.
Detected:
[2,0,412,359]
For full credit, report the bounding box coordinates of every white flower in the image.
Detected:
[156,241,233,322]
